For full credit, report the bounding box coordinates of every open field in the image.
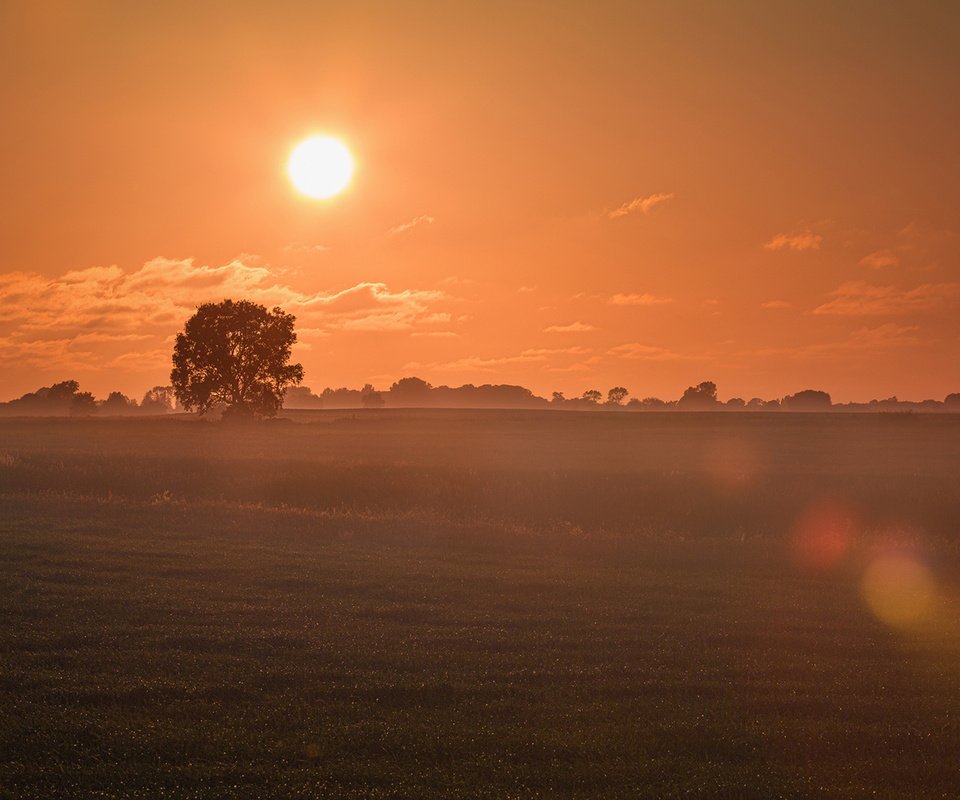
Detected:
[2,411,959,797]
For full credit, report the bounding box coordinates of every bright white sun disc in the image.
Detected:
[288,136,354,199]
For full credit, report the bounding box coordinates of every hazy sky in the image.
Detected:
[2,1,958,402]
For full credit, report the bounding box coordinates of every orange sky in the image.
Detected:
[1,1,958,403]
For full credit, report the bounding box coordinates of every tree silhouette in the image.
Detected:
[781,389,832,411]
[677,381,719,410]
[606,387,629,406]
[141,385,178,413]
[171,300,303,419]
[361,384,385,408]
[101,391,138,415]
[582,389,602,404]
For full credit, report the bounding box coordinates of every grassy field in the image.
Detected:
[1,411,959,798]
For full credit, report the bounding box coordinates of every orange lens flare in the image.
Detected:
[789,500,857,572]
[861,554,936,629]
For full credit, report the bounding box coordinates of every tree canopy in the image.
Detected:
[171,300,303,418]
[677,381,719,410]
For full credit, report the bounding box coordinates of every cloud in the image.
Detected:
[282,242,329,255]
[609,292,673,306]
[543,322,597,333]
[403,351,545,373]
[411,331,459,338]
[545,356,603,373]
[388,215,436,236]
[760,300,792,309]
[607,343,698,361]
[764,232,823,252]
[405,346,593,374]
[522,346,592,356]
[812,281,960,316]
[898,221,953,246]
[608,192,675,219]
[750,324,923,359]
[859,249,899,269]
[0,258,454,378]
[0,336,94,369]
[0,259,450,334]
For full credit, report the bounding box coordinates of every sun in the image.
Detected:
[287,135,354,200]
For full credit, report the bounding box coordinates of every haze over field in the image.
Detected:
[3,4,960,797]
[2,2,959,402]
[3,411,960,796]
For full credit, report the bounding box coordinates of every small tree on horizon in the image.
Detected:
[171,299,303,419]
[677,381,719,410]
[606,387,629,406]
[781,389,832,411]
[141,385,178,413]
[361,383,385,408]
[582,389,602,404]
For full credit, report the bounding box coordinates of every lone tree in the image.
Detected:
[171,300,304,419]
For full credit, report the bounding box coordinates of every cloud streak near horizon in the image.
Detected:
[813,281,960,316]
[0,258,452,372]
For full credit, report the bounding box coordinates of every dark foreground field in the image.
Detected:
[2,411,959,798]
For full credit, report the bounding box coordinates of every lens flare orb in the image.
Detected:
[861,554,936,629]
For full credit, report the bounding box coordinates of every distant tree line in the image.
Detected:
[0,381,181,416]
[2,377,959,416]
[282,378,960,414]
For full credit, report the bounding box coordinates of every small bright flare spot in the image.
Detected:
[288,136,354,199]
[861,554,936,629]
[789,500,857,572]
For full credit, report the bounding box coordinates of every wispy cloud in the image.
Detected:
[545,356,603,373]
[607,343,698,361]
[608,192,675,219]
[388,215,436,237]
[764,232,823,252]
[411,331,459,338]
[405,346,593,374]
[812,281,960,316]
[749,324,923,359]
[282,242,329,256]
[858,249,899,269]
[522,346,592,357]
[609,293,673,306]
[543,321,597,333]
[760,300,792,309]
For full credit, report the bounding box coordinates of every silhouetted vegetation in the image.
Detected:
[606,386,629,406]
[0,381,176,417]
[140,385,179,413]
[782,389,832,411]
[5,376,960,415]
[677,381,720,410]
[171,299,303,419]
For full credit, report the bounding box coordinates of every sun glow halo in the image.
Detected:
[288,136,354,199]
